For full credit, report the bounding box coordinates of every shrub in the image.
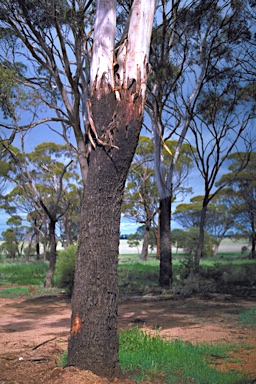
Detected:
[184,227,215,259]
[54,244,77,296]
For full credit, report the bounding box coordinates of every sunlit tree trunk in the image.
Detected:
[141,222,150,261]
[68,0,156,378]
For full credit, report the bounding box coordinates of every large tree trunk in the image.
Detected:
[159,196,172,287]
[67,0,155,377]
[44,220,57,288]
[67,87,144,377]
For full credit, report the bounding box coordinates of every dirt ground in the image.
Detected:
[0,290,256,384]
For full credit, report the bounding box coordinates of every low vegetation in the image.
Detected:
[0,240,255,383]
[58,328,247,383]
[1,240,256,298]
[0,261,48,285]
[119,328,247,384]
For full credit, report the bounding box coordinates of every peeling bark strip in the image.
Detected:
[68,0,156,379]
[90,0,116,91]
[116,0,155,99]
[90,0,155,100]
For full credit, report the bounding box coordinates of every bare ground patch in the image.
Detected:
[0,290,256,383]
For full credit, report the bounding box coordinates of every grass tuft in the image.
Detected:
[119,328,247,383]
[239,307,256,326]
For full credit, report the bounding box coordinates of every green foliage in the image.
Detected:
[118,261,159,296]
[54,245,76,296]
[119,328,246,383]
[0,228,19,258]
[184,227,216,259]
[127,233,141,249]
[171,228,186,252]
[216,152,256,246]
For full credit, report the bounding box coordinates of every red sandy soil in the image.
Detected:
[0,289,256,383]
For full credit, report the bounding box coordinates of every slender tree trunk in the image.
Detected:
[250,213,255,259]
[141,224,150,261]
[35,223,40,260]
[194,200,208,272]
[44,220,57,288]
[159,196,172,287]
[64,214,71,247]
[68,87,144,377]
[213,241,220,256]
[156,234,160,259]
[156,215,160,259]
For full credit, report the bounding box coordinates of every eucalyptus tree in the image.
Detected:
[217,152,256,259]
[122,136,159,260]
[123,136,194,260]
[26,210,46,259]
[58,183,83,247]
[173,192,236,254]
[0,0,156,376]
[0,215,24,257]
[5,142,78,287]
[146,0,256,285]
[189,80,255,270]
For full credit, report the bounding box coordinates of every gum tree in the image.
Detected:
[147,0,256,286]
[0,0,156,377]
[4,142,77,287]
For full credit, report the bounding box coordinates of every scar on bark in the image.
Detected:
[71,313,82,335]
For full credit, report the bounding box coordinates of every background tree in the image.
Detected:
[4,142,77,287]
[171,228,186,254]
[123,136,194,260]
[185,228,216,259]
[145,0,255,287]
[217,152,256,259]
[122,136,159,260]
[173,192,237,254]
[189,79,254,270]
[0,215,24,258]
[58,184,83,247]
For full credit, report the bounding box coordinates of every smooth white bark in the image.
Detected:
[117,0,156,100]
[90,0,116,92]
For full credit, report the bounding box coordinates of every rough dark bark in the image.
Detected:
[44,220,57,288]
[159,196,172,287]
[67,87,143,377]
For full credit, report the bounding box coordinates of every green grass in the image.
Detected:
[1,252,256,298]
[118,260,160,295]
[0,261,48,285]
[239,307,256,326]
[58,329,247,383]
[0,285,62,297]
[119,328,247,383]
[0,286,31,296]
